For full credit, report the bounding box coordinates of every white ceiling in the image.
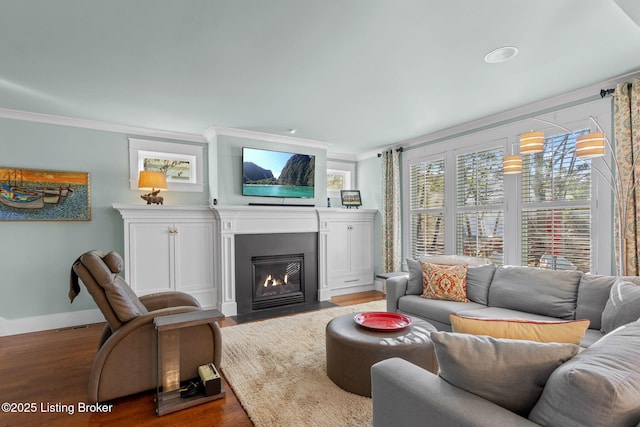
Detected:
[2,0,640,156]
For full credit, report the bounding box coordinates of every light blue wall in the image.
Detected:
[357,155,383,275]
[0,117,384,327]
[0,118,207,321]
[216,135,327,206]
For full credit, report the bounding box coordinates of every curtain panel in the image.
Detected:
[381,150,401,272]
[614,78,640,276]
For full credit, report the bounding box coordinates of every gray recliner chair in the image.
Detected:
[70,250,221,403]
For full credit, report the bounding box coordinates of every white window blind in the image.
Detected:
[456,147,504,264]
[409,158,445,258]
[521,130,592,272]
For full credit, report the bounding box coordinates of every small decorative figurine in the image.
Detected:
[141,190,164,205]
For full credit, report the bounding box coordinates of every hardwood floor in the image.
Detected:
[0,291,385,427]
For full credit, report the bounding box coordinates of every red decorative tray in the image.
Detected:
[354,312,412,332]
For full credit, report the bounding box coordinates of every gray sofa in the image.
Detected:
[386,262,640,347]
[373,262,640,426]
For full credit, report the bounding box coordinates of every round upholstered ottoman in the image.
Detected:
[326,312,437,397]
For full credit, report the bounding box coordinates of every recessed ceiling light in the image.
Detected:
[484,46,519,63]
[288,128,297,134]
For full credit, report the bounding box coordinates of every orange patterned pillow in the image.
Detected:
[420,262,469,302]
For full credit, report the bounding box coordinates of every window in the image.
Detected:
[456,146,504,264]
[326,161,355,198]
[521,130,591,272]
[408,157,445,259]
[402,100,612,274]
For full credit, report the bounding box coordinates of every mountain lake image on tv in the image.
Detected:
[242,147,315,198]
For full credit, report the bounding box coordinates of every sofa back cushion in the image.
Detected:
[488,266,581,319]
[406,258,424,295]
[406,258,495,301]
[601,279,640,334]
[529,319,640,427]
[465,264,496,305]
[576,274,615,330]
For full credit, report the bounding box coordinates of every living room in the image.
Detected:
[1,1,640,426]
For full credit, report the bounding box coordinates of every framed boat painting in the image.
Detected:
[0,167,90,221]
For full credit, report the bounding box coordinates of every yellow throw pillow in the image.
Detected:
[450,314,590,345]
[420,262,469,302]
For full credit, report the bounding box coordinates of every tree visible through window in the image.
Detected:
[409,158,445,259]
[456,147,504,264]
[521,130,591,272]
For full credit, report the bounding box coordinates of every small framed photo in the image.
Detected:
[340,190,362,208]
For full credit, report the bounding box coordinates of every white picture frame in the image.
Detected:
[129,139,204,192]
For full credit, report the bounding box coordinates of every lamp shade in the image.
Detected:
[138,171,168,191]
[576,132,605,158]
[519,131,545,154]
[503,155,522,174]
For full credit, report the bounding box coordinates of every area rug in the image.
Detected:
[220,300,385,427]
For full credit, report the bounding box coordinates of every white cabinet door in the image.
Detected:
[348,221,374,274]
[173,222,215,307]
[326,222,351,278]
[128,222,173,295]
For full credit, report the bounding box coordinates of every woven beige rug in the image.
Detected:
[220,300,386,427]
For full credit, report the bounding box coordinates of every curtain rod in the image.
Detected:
[377,147,404,157]
[601,82,632,98]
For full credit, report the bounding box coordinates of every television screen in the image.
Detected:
[242,147,315,199]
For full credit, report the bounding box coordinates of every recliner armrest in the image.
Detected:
[139,291,201,311]
[371,358,538,427]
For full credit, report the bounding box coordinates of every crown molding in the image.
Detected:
[213,126,330,150]
[327,152,357,162]
[0,107,207,143]
[398,70,640,151]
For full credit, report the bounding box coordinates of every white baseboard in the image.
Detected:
[0,309,104,337]
[329,283,376,297]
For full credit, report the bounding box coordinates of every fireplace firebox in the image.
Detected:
[252,254,304,310]
[235,232,318,315]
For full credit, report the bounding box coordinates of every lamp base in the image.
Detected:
[141,189,164,205]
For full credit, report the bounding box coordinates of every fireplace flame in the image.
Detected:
[284,274,288,284]
[263,274,272,287]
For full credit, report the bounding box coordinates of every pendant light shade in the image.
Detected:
[519,131,545,154]
[503,155,522,174]
[576,132,606,158]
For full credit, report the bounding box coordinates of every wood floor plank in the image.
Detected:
[0,291,384,426]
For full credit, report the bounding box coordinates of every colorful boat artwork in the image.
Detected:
[0,167,89,221]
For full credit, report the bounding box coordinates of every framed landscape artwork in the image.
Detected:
[0,167,91,221]
[129,139,204,192]
[341,190,362,208]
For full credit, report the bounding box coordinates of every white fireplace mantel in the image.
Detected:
[211,205,377,316]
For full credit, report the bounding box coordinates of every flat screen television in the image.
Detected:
[242,147,315,199]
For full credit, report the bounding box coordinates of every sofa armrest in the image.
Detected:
[385,276,409,312]
[371,358,539,427]
[139,291,201,311]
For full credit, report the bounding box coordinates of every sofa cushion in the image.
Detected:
[576,274,615,330]
[601,279,640,334]
[529,320,640,427]
[465,264,496,305]
[450,314,590,345]
[398,295,485,326]
[420,262,469,302]
[488,266,581,319]
[407,258,495,302]
[431,331,579,416]
[406,258,424,295]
